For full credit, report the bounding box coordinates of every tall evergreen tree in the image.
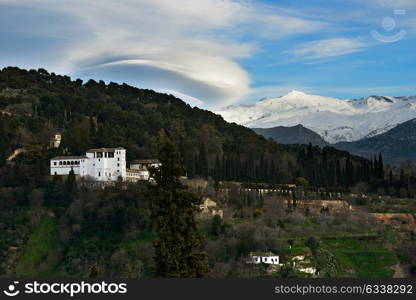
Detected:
[63,169,77,205]
[335,160,342,186]
[378,153,385,180]
[346,155,355,186]
[150,136,210,277]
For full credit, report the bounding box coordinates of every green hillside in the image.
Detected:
[0,67,415,278]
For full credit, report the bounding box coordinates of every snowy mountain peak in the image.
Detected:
[285,90,309,97]
[215,93,416,144]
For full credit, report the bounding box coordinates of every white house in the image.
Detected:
[50,147,127,181]
[246,253,282,265]
[130,159,161,171]
[128,159,161,181]
[199,198,224,218]
[50,148,162,183]
[125,169,150,182]
[49,155,88,176]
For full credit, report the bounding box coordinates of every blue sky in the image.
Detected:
[0,0,415,108]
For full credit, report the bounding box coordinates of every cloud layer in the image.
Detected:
[292,38,369,60]
[0,0,324,108]
[0,0,414,107]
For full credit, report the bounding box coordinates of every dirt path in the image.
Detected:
[6,148,26,161]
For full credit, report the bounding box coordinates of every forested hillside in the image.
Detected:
[336,118,416,166]
[0,67,396,188]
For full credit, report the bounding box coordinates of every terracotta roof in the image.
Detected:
[51,156,87,160]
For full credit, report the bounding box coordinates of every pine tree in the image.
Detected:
[150,136,210,277]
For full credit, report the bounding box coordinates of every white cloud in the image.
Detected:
[0,0,325,108]
[291,38,369,60]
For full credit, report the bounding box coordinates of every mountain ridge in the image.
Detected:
[252,124,328,147]
[335,118,416,166]
[216,91,416,144]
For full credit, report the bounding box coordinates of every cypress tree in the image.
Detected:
[378,153,384,180]
[346,155,354,186]
[322,147,329,186]
[328,161,336,186]
[335,160,342,186]
[63,169,77,205]
[372,155,378,178]
[150,136,210,277]
[389,170,393,185]
[214,154,222,180]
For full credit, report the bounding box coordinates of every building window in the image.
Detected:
[98,172,101,177]
[117,170,119,173]
[117,163,120,167]
[108,152,114,158]
[97,152,103,158]
[117,158,120,161]
[54,172,57,175]
[54,162,57,166]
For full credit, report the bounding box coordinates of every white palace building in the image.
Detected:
[50,147,160,182]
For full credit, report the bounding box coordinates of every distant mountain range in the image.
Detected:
[253,125,328,147]
[335,118,416,165]
[216,91,416,165]
[216,90,416,144]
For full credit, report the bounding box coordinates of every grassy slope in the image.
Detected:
[16,215,61,277]
[324,239,397,278]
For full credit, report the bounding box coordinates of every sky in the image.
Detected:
[0,0,415,109]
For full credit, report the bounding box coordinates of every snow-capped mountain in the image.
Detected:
[215,91,416,144]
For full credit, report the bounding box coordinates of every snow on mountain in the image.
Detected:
[215,91,416,144]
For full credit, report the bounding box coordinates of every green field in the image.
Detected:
[16,215,60,277]
[324,239,397,278]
